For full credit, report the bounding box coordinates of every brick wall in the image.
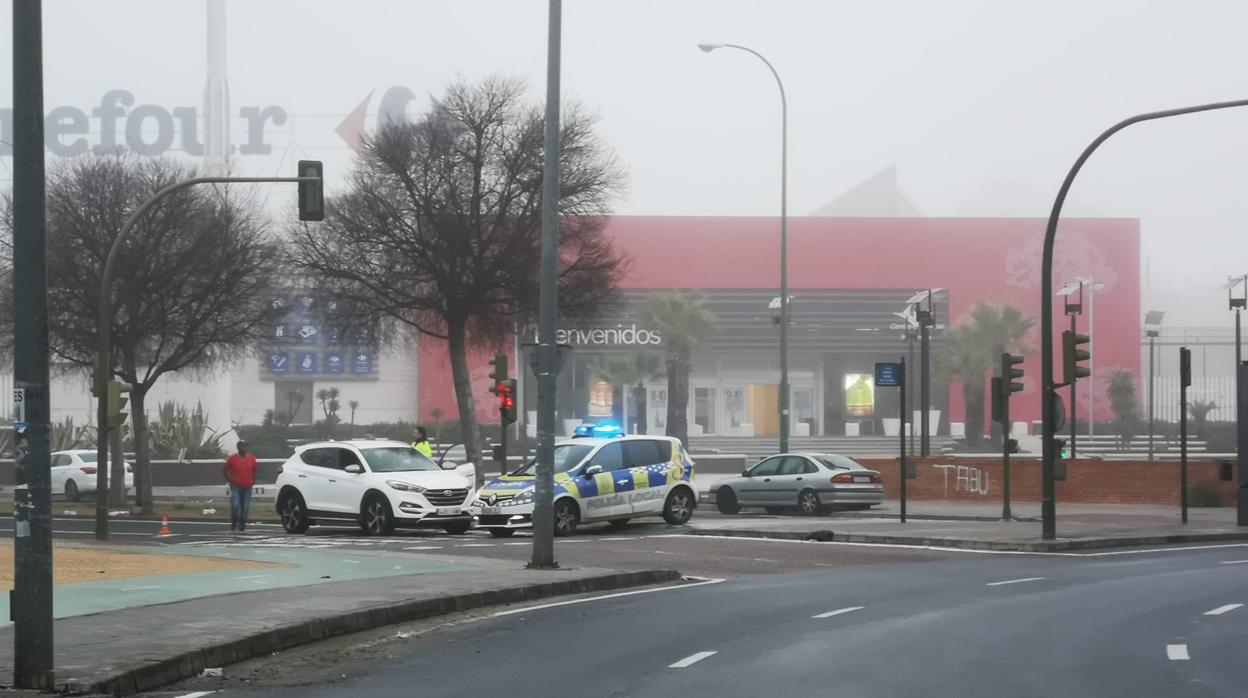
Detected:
[856,457,1239,506]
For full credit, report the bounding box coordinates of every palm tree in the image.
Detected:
[1107,368,1140,450]
[637,291,717,447]
[1188,399,1217,440]
[936,302,1035,446]
[590,352,665,433]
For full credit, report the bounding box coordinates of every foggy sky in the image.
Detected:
[2,0,1247,325]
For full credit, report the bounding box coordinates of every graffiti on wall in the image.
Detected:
[931,463,990,496]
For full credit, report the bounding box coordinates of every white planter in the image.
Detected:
[911,410,943,435]
[1011,421,1029,437]
[950,422,965,438]
[882,417,901,437]
[793,422,811,437]
[845,422,860,437]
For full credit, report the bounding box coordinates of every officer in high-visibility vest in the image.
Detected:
[411,425,433,458]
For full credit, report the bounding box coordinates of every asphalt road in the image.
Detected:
[154,542,1248,698]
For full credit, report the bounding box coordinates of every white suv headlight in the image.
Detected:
[387,480,426,492]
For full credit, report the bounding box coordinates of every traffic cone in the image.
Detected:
[158,514,171,536]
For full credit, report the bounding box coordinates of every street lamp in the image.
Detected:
[1225,273,1246,385]
[1144,310,1165,461]
[908,289,941,456]
[699,40,790,453]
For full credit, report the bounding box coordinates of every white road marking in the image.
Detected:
[173,691,216,698]
[1220,559,1248,565]
[459,543,496,548]
[1205,603,1243,616]
[669,651,717,668]
[490,577,726,618]
[235,574,269,580]
[751,558,779,563]
[120,585,162,592]
[653,550,677,555]
[503,542,529,546]
[812,606,864,619]
[1167,644,1190,661]
[986,577,1045,587]
[403,546,444,551]
[600,537,637,541]
[342,560,360,564]
[657,534,1248,558]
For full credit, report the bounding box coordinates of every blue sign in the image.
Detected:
[272,324,289,343]
[325,327,341,345]
[296,296,315,315]
[267,352,290,374]
[351,352,373,374]
[325,352,344,373]
[295,324,319,344]
[875,362,902,387]
[295,352,317,374]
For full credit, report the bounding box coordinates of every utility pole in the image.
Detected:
[11,0,55,687]
[529,0,562,570]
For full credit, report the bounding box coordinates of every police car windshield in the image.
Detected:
[363,447,440,473]
[511,445,593,476]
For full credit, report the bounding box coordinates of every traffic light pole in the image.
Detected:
[920,317,931,457]
[12,0,55,686]
[899,357,907,524]
[1001,379,1012,521]
[1069,311,1077,459]
[530,0,562,570]
[94,175,319,540]
[1040,98,1248,541]
[1180,347,1190,524]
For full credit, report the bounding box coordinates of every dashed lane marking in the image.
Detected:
[986,577,1045,587]
[812,606,864,619]
[403,546,444,551]
[1205,603,1243,616]
[1166,644,1190,661]
[1220,559,1248,565]
[669,651,717,669]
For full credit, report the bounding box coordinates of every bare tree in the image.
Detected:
[2,155,282,512]
[289,76,627,472]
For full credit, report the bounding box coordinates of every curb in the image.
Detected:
[87,568,681,696]
[688,528,1248,552]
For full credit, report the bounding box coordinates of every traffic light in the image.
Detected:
[990,377,1005,424]
[1180,347,1192,388]
[1002,353,1024,394]
[297,160,324,222]
[106,380,133,429]
[488,353,508,393]
[1062,330,1091,385]
[1052,436,1069,480]
[499,378,517,426]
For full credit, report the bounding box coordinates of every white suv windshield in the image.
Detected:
[511,444,593,476]
[363,447,440,473]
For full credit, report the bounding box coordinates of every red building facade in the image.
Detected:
[418,215,1140,437]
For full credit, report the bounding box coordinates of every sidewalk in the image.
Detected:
[689,503,1248,552]
[0,542,678,695]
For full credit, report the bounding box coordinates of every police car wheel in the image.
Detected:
[716,487,740,515]
[553,499,580,537]
[489,528,517,538]
[663,489,695,525]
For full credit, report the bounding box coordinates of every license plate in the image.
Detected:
[479,506,502,515]
[437,507,461,516]
[853,475,870,483]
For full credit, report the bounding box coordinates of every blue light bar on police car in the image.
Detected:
[573,422,623,438]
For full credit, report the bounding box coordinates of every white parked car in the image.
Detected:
[51,449,133,501]
[275,439,477,536]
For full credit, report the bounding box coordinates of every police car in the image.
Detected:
[470,431,697,537]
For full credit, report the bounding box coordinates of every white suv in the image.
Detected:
[275,439,477,535]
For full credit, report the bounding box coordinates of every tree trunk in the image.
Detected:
[665,346,690,447]
[633,382,648,436]
[130,387,154,514]
[108,425,126,508]
[611,384,624,426]
[446,319,484,487]
[963,379,985,447]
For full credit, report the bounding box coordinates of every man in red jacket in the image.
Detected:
[224,440,257,533]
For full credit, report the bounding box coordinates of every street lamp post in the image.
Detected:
[1226,275,1247,424]
[699,41,790,453]
[1038,98,1248,541]
[1144,311,1164,461]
